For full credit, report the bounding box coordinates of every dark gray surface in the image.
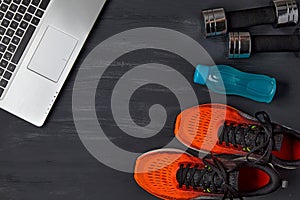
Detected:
[0,0,300,199]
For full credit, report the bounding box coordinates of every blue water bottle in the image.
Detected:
[194,65,277,103]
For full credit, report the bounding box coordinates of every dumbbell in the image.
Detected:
[227,30,300,59]
[201,0,299,37]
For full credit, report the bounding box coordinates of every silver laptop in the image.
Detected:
[0,0,107,126]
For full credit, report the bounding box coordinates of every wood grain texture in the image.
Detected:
[0,0,300,199]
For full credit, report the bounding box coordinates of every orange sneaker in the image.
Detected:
[134,149,282,200]
[174,104,300,169]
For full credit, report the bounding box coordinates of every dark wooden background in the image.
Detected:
[0,0,300,199]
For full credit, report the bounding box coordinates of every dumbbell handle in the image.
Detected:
[252,35,299,52]
[227,6,276,29]
[228,31,300,59]
[202,0,298,37]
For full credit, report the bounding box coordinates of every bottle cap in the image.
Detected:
[194,65,210,85]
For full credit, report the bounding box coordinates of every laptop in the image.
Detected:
[0,0,107,126]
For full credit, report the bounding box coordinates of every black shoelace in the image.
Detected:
[219,111,274,163]
[177,156,242,200]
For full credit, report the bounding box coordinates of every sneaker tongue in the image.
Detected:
[191,169,238,192]
[273,133,284,151]
[228,171,239,191]
[193,169,240,192]
[241,126,284,152]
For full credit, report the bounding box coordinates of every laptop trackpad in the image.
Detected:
[28,26,78,82]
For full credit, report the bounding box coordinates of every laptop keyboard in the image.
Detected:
[0,0,50,98]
